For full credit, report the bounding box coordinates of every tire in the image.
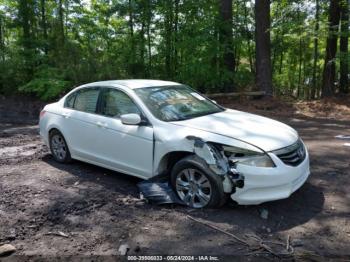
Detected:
[49,129,72,163]
[171,155,226,208]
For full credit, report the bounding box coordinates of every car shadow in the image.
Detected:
[42,153,325,234]
[42,154,142,194]
[168,180,325,235]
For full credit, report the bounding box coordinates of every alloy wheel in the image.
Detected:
[51,134,67,161]
[175,168,212,208]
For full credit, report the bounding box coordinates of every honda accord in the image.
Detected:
[39,80,310,208]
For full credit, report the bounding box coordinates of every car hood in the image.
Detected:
[170,109,298,152]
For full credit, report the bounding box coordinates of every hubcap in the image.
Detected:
[175,168,212,208]
[51,134,67,161]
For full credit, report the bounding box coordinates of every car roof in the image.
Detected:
[81,79,181,89]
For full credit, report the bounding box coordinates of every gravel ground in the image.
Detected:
[0,102,349,260]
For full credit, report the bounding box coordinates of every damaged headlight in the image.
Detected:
[223,146,275,168]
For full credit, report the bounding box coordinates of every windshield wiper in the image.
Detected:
[172,110,223,121]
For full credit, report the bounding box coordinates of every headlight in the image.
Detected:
[238,154,275,167]
[223,145,275,168]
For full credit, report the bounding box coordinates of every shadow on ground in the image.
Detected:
[42,153,325,234]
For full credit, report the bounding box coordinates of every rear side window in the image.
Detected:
[74,88,100,113]
[65,92,76,108]
[100,89,140,117]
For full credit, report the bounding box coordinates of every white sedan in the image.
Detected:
[39,80,310,208]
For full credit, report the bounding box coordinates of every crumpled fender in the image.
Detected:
[186,136,229,175]
[186,136,245,192]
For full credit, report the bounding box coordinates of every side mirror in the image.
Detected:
[121,113,142,125]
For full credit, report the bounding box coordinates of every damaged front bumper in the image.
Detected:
[187,136,310,206]
[230,151,310,205]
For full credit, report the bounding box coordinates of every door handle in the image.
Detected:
[96,121,107,128]
[62,112,70,118]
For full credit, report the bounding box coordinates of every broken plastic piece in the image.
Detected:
[228,169,245,188]
[186,136,229,175]
[137,181,184,205]
[186,135,245,195]
[118,244,130,255]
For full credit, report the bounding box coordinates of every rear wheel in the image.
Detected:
[171,155,226,208]
[49,130,71,163]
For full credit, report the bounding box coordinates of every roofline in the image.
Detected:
[78,79,182,90]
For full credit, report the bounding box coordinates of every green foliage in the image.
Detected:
[0,0,348,100]
[18,66,71,101]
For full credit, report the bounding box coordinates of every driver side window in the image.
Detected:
[100,89,140,118]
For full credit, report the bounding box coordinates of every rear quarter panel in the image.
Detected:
[39,102,67,146]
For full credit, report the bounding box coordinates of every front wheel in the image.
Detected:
[170,155,226,208]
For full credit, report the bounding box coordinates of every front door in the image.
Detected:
[93,88,154,178]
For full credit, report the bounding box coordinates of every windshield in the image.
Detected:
[134,85,224,121]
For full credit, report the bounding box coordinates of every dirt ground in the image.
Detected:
[0,96,349,260]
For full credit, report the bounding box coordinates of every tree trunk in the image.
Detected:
[128,0,136,76]
[297,7,303,98]
[234,45,240,72]
[243,0,254,74]
[65,0,69,37]
[128,0,134,38]
[271,0,281,74]
[279,51,284,74]
[219,0,235,92]
[19,0,31,48]
[311,0,320,99]
[339,0,349,94]
[275,2,285,77]
[40,0,48,55]
[58,0,65,44]
[173,0,179,76]
[321,0,341,98]
[164,1,173,78]
[213,19,220,84]
[298,37,303,98]
[18,0,33,77]
[140,20,146,77]
[255,0,273,95]
[146,0,152,77]
[0,15,4,62]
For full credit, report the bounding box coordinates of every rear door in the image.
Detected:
[60,87,102,162]
[92,87,154,178]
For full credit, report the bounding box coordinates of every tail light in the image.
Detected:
[39,110,46,119]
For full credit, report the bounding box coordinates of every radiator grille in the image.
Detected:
[272,140,306,166]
